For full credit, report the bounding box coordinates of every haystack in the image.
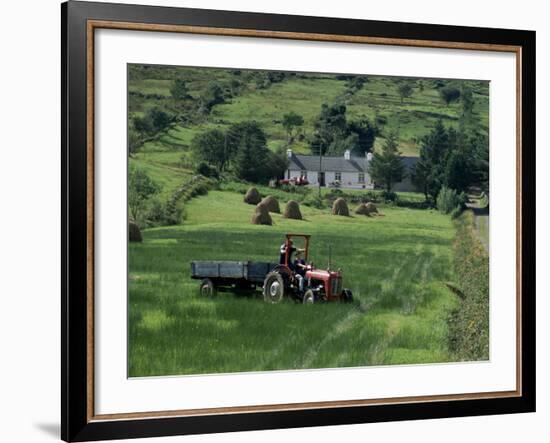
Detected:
[244,187,261,205]
[251,203,273,225]
[283,200,302,220]
[129,220,142,242]
[365,202,378,214]
[260,196,280,213]
[355,202,378,216]
[331,198,349,216]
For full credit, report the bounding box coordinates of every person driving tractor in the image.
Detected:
[293,251,307,292]
[279,239,305,268]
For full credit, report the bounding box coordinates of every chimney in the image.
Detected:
[344,149,351,160]
[366,152,373,161]
[286,148,293,159]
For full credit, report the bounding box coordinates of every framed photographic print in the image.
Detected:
[61,1,536,441]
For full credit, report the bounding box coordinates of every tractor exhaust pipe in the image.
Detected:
[328,244,332,270]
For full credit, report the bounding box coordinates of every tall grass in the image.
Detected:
[447,211,489,361]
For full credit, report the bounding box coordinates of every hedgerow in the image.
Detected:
[447,211,489,361]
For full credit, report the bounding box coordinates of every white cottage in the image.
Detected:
[286,149,373,189]
[286,148,419,191]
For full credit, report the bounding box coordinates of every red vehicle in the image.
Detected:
[263,234,353,304]
[279,176,309,186]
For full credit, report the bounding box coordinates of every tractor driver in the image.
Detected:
[279,239,304,268]
[294,251,307,292]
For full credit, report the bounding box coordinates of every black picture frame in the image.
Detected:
[62,1,536,441]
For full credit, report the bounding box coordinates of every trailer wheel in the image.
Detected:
[263,272,285,304]
[341,289,353,303]
[199,278,216,297]
[303,289,315,305]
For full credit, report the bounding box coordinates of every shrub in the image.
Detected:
[450,206,463,219]
[381,190,397,203]
[439,86,461,105]
[302,195,326,209]
[375,115,388,126]
[279,184,309,195]
[195,161,219,178]
[436,186,464,214]
[325,189,344,200]
[189,182,209,198]
[146,198,166,225]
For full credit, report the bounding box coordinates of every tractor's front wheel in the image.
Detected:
[263,272,286,304]
[199,278,216,297]
[341,289,353,303]
[303,289,315,305]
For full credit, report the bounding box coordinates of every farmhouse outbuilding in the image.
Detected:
[285,149,419,192]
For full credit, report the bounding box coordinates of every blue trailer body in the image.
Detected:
[190,261,278,284]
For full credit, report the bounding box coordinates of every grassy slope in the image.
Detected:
[128,190,458,376]
[129,69,489,157]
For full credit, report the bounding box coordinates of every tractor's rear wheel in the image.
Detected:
[263,272,286,304]
[341,288,353,303]
[303,289,315,305]
[199,278,216,297]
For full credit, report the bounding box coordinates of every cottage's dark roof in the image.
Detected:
[289,154,364,172]
[289,154,419,173]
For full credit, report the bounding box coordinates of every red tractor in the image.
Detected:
[263,234,353,304]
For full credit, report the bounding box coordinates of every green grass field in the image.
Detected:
[128,190,459,377]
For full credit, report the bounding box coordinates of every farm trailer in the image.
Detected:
[190,261,278,296]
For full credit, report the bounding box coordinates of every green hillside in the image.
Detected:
[128,65,488,198]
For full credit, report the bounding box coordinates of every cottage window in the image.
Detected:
[358,173,365,183]
[335,172,342,181]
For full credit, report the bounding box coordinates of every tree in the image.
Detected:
[191,129,234,172]
[281,111,304,143]
[461,86,474,117]
[347,118,377,155]
[149,108,171,132]
[128,166,160,221]
[439,86,461,106]
[170,78,190,100]
[346,76,367,92]
[200,82,225,113]
[132,107,172,136]
[367,131,405,192]
[228,121,270,183]
[411,158,431,201]
[444,149,471,193]
[469,131,489,193]
[310,104,378,156]
[397,82,413,103]
[128,127,143,157]
[327,132,359,156]
[311,103,348,155]
[417,119,450,201]
[263,149,289,181]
